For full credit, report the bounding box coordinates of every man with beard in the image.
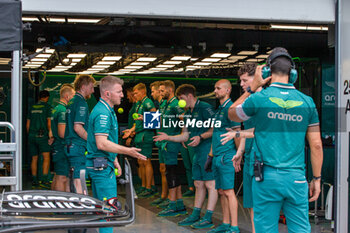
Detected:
[64,74,96,194]
[154,80,187,217]
[204,79,241,233]
[150,81,169,206]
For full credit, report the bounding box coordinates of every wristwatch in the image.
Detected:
[199,134,204,141]
[235,131,240,138]
[313,176,321,180]
[246,86,255,94]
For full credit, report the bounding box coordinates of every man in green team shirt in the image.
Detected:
[204,80,241,233]
[51,84,75,191]
[64,74,96,194]
[228,47,323,233]
[125,87,137,147]
[27,90,53,187]
[153,80,187,217]
[155,84,218,229]
[86,76,146,233]
[123,83,157,198]
[150,81,169,205]
[221,63,260,233]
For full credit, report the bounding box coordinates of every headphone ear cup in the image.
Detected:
[262,66,271,79]
[289,69,298,84]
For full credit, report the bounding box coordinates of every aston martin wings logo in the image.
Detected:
[269,97,303,109]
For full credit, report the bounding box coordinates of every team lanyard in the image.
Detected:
[135,96,147,113]
[189,99,200,118]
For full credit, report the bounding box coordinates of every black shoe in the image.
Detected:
[40,182,51,189]
[32,180,39,187]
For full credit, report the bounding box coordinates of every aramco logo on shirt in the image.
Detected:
[144,111,161,129]
[267,112,303,122]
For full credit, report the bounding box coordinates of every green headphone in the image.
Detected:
[261,52,298,84]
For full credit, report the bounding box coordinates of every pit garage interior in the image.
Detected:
[0,9,338,233]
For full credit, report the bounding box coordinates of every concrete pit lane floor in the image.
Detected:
[28,186,332,233]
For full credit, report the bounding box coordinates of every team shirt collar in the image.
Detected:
[76,92,85,99]
[58,101,67,107]
[164,96,177,112]
[188,99,200,115]
[168,96,176,104]
[270,82,295,89]
[220,98,231,108]
[136,96,148,112]
[141,96,147,103]
[99,98,115,115]
[192,99,200,112]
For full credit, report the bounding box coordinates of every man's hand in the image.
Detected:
[122,129,132,139]
[48,130,54,145]
[125,137,132,147]
[232,154,243,172]
[48,130,53,139]
[309,179,321,202]
[114,159,122,177]
[220,128,236,145]
[48,137,54,146]
[188,136,200,147]
[135,114,143,121]
[204,155,213,172]
[251,65,272,92]
[153,132,169,142]
[181,142,187,149]
[128,147,147,161]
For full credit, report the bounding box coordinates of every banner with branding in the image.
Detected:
[321,63,335,141]
[143,111,222,130]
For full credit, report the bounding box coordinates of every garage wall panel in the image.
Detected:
[22,0,335,23]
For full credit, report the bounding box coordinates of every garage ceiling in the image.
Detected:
[2,14,331,77]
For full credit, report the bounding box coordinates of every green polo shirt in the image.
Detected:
[161,96,185,136]
[65,93,89,146]
[135,96,155,133]
[27,101,52,137]
[159,99,167,113]
[212,98,240,156]
[157,99,167,133]
[128,102,138,129]
[239,82,319,169]
[186,99,215,150]
[51,101,67,145]
[243,117,255,165]
[86,98,119,164]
